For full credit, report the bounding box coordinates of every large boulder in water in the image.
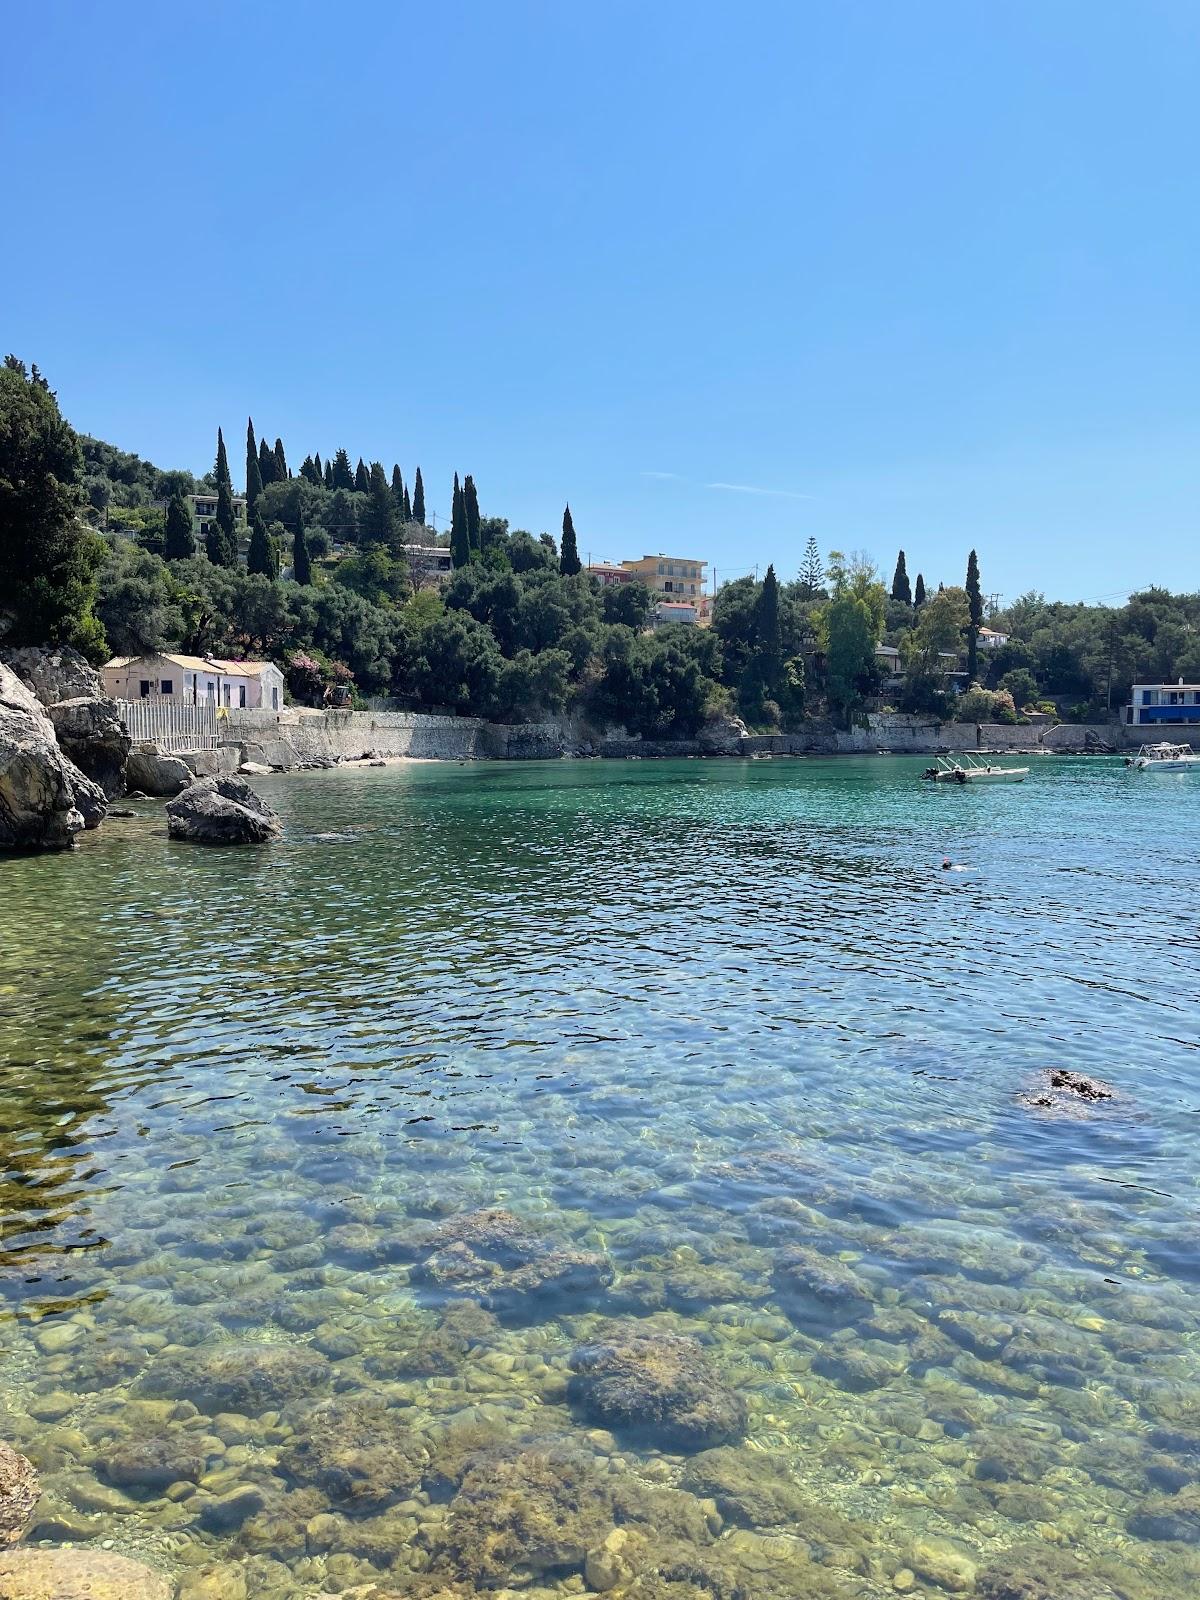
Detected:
[568,1324,747,1450]
[0,1443,37,1545]
[0,663,104,849]
[277,1398,428,1511]
[166,775,281,845]
[47,696,130,796]
[0,1549,173,1599]
[126,744,192,796]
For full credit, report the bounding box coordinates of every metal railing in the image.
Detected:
[117,699,219,752]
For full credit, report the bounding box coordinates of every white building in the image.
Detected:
[102,653,284,711]
[978,626,1010,650]
[189,493,248,548]
[1127,680,1200,728]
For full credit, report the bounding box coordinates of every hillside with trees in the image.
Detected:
[4,358,1199,733]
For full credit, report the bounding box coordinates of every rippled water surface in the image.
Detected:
[2,755,1199,1599]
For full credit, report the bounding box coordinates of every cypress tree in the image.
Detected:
[245,418,263,511]
[164,492,194,560]
[299,454,318,484]
[328,488,357,546]
[215,425,231,490]
[208,477,238,567]
[559,503,581,575]
[890,549,912,606]
[274,438,288,480]
[411,467,425,524]
[313,451,323,479]
[391,464,404,510]
[401,483,412,521]
[798,536,824,599]
[259,436,275,486]
[292,510,312,584]
[914,572,926,607]
[364,461,397,547]
[450,473,470,567]
[332,448,353,490]
[965,549,983,681]
[354,457,369,493]
[464,474,481,554]
[247,511,275,577]
[324,458,334,489]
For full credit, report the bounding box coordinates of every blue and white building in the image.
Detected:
[1127,680,1200,726]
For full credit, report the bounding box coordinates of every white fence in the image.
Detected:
[117,699,219,753]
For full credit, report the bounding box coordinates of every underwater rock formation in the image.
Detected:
[0,1445,37,1546]
[100,1431,205,1489]
[0,1548,173,1599]
[771,1244,875,1328]
[137,1339,330,1413]
[568,1324,747,1450]
[405,1207,612,1319]
[277,1399,428,1511]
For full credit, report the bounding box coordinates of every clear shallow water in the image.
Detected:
[1,755,1199,1598]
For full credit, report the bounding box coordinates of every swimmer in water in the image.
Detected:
[942,857,971,871]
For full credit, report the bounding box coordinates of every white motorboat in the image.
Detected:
[923,754,1029,784]
[1126,742,1200,772]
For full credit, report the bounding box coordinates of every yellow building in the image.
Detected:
[620,554,710,624]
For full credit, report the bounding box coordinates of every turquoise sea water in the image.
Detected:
[1,755,1199,1598]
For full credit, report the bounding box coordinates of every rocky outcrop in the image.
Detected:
[0,645,102,706]
[126,744,192,796]
[697,710,750,754]
[568,1324,748,1450]
[166,775,281,845]
[0,663,103,850]
[47,697,130,796]
[0,1444,37,1546]
[0,1549,173,1599]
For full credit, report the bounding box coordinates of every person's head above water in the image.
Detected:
[942,858,952,869]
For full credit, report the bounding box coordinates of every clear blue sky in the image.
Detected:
[4,1,1196,603]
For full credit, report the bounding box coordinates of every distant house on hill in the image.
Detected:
[102,652,284,711]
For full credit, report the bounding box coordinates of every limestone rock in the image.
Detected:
[909,1534,978,1593]
[166,775,281,845]
[697,711,749,755]
[0,1548,173,1599]
[568,1325,747,1450]
[126,745,192,796]
[0,662,92,849]
[0,1444,37,1546]
[0,645,102,706]
[47,696,130,796]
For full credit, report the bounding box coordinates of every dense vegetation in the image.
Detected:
[4,359,1198,731]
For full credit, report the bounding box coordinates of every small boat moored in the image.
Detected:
[1125,742,1200,772]
[923,754,1029,784]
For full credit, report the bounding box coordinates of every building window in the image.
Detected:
[239,685,246,708]
[222,684,231,707]
[139,680,151,698]
[206,681,215,698]
[161,679,173,695]
[272,687,279,711]
[657,563,665,575]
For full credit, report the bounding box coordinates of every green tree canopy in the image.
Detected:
[163,492,194,560]
[890,549,912,606]
[292,511,312,585]
[450,473,470,568]
[559,503,581,576]
[247,511,277,578]
[354,457,369,493]
[0,357,105,654]
[464,474,481,554]
[411,467,425,524]
[965,548,983,681]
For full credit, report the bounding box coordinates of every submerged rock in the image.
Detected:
[977,1543,1128,1599]
[166,775,281,845]
[137,1339,330,1414]
[771,1245,875,1328]
[568,1324,747,1450]
[0,1548,173,1599]
[0,1444,37,1545]
[99,1431,205,1489]
[908,1534,978,1593]
[277,1399,428,1511]
[1020,1068,1116,1113]
[679,1447,807,1528]
[407,1207,611,1319]
[1128,1483,1200,1542]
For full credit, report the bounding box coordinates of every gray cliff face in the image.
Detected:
[0,663,105,850]
[2,645,130,797]
[0,644,103,706]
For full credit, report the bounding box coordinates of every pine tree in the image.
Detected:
[965,549,983,681]
[364,461,397,547]
[164,492,194,560]
[328,488,357,546]
[274,438,288,481]
[559,503,581,575]
[798,536,824,599]
[411,467,425,524]
[245,418,263,511]
[324,458,334,489]
[247,511,275,577]
[914,572,927,608]
[450,473,470,567]
[300,454,319,484]
[332,449,353,490]
[890,549,912,606]
[391,464,405,513]
[464,474,481,554]
[292,510,312,584]
[354,457,369,493]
